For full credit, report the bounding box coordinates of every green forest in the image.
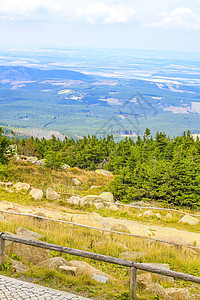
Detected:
[1,127,200,208]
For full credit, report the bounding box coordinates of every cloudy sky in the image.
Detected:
[0,0,200,52]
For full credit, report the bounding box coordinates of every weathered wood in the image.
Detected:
[0,210,199,251]
[133,262,200,284]
[1,232,200,284]
[0,234,5,265]
[1,233,133,267]
[130,267,137,300]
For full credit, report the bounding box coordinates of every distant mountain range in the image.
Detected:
[0,66,92,82]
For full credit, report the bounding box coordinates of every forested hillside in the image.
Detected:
[1,128,200,208]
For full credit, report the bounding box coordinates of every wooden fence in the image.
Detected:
[0,232,200,300]
[0,209,200,251]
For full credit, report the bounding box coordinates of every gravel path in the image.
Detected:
[0,275,92,300]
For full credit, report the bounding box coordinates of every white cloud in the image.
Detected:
[0,0,135,24]
[76,2,135,24]
[0,0,70,20]
[149,7,200,31]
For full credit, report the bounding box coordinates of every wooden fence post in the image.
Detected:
[130,267,137,300]
[0,233,5,265]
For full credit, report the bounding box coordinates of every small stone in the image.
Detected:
[67,196,83,206]
[37,257,68,269]
[111,224,130,233]
[143,263,174,283]
[16,227,44,240]
[92,274,109,283]
[165,287,190,300]
[94,202,105,210]
[108,205,119,211]
[89,186,101,189]
[145,283,170,300]
[35,159,45,166]
[100,192,114,203]
[143,210,155,218]
[137,273,152,289]
[96,169,112,176]
[72,178,81,186]
[155,213,161,219]
[61,164,71,170]
[29,188,43,200]
[178,215,199,226]
[46,187,61,201]
[59,266,77,276]
[5,182,13,187]
[165,213,173,219]
[10,259,29,273]
[13,182,30,191]
[34,212,46,218]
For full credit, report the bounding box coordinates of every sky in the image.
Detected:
[0,0,200,52]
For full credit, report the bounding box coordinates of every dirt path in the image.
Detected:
[1,201,200,247]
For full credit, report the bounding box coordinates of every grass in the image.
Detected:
[5,161,112,193]
[0,160,200,298]
[0,212,200,299]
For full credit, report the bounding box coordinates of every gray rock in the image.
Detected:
[165,213,173,219]
[67,196,83,206]
[143,263,174,283]
[10,259,29,273]
[92,274,109,283]
[89,186,101,189]
[145,283,170,300]
[137,273,152,289]
[155,213,161,219]
[59,266,77,276]
[61,164,71,170]
[13,182,30,191]
[16,227,44,240]
[178,215,199,226]
[26,156,38,163]
[100,192,114,203]
[29,188,43,200]
[0,181,13,187]
[35,159,46,166]
[142,210,155,218]
[37,257,68,270]
[72,178,82,186]
[165,287,190,300]
[46,187,61,201]
[83,195,104,204]
[94,202,105,210]
[111,224,130,233]
[107,204,119,211]
[5,231,49,264]
[96,169,111,176]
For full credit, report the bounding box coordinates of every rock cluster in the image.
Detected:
[5,227,49,264]
[138,272,190,299]
[67,192,115,209]
[0,180,61,201]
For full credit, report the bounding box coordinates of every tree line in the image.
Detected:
[1,127,200,208]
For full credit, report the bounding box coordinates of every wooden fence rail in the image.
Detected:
[0,232,200,300]
[1,209,200,251]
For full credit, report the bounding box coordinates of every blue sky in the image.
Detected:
[0,0,200,52]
